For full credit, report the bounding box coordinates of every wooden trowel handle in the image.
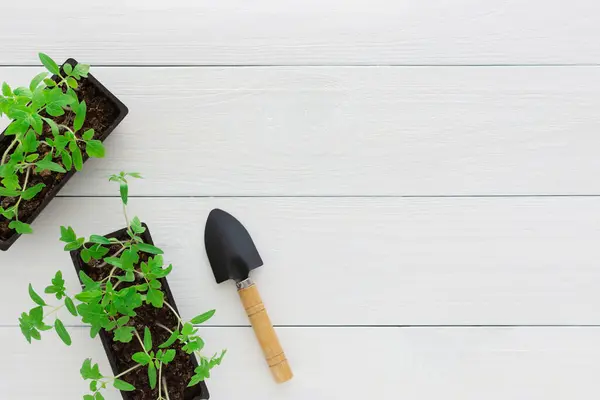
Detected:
[237,280,293,383]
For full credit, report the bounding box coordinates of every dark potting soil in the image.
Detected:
[80,239,198,400]
[0,77,118,240]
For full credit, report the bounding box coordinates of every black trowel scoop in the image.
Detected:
[204,209,293,383]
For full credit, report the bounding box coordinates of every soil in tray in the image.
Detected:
[0,77,118,241]
[81,241,197,400]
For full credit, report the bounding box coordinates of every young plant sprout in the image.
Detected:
[19,172,225,400]
[0,53,105,235]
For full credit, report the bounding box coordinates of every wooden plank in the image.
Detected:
[3,197,600,326]
[3,326,600,399]
[3,66,600,196]
[1,0,600,65]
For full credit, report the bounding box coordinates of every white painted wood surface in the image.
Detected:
[1,0,600,65]
[3,327,600,399]
[4,197,600,326]
[1,1,599,399]
[4,66,600,196]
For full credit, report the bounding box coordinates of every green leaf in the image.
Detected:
[190,309,216,325]
[146,288,164,308]
[43,78,56,87]
[74,101,86,132]
[89,235,111,245]
[42,117,59,137]
[64,237,85,251]
[88,244,109,260]
[28,284,46,306]
[0,186,20,197]
[25,153,39,162]
[80,248,91,263]
[9,221,33,234]
[32,86,45,110]
[60,226,77,243]
[22,129,39,153]
[29,72,48,91]
[63,63,73,75]
[120,182,128,205]
[66,87,78,105]
[39,53,60,75]
[5,119,29,136]
[148,363,157,389]
[136,243,163,255]
[143,327,152,351]
[162,349,176,364]
[67,77,78,89]
[30,113,43,133]
[181,323,194,337]
[159,329,180,349]
[2,174,20,191]
[36,156,66,173]
[46,103,64,117]
[129,217,145,234]
[80,358,103,380]
[72,145,83,171]
[85,140,105,158]
[75,289,102,303]
[113,379,135,391]
[132,352,152,365]
[113,326,135,343]
[73,63,90,78]
[103,257,123,268]
[95,392,104,400]
[65,297,78,316]
[2,82,12,96]
[149,279,161,289]
[78,270,100,290]
[62,151,72,170]
[21,183,46,200]
[83,129,94,141]
[54,319,72,345]
[14,87,33,98]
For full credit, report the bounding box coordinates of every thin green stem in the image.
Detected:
[95,247,127,270]
[158,362,163,398]
[155,322,174,334]
[113,363,143,380]
[163,378,171,400]
[1,137,18,165]
[13,166,32,220]
[133,329,149,356]
[163,301,183,329]
[43,304,64,319]
[123,202,132,236]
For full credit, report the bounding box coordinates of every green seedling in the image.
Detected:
[0,53,105,235]
[19,172,225,399]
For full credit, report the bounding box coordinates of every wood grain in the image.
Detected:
[3,197,600,326]
[3,326,600,399]
[3,66,600,196]
[239,283,293,382]
[1,0,599,65]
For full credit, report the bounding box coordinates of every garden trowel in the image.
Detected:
[204,209,293,383]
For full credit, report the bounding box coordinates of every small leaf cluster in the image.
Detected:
[18,271,77,345]
[0,53,105,235]
[19,172,224,399]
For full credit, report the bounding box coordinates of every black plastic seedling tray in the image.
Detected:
[70,224,209,400]
[0,58,128,251]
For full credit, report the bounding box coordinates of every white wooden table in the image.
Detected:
[2,1,600,398]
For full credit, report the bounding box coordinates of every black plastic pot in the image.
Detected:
[70,224,209,400]
[0,58,128,251]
